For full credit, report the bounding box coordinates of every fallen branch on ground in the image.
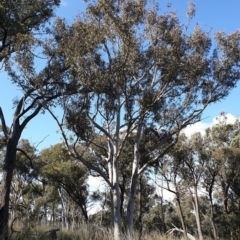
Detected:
[166,224,195,240]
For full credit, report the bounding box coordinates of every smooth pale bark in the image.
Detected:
[159,178,167,233]
[112,102,121,240]
[175,183,188,240]
[192,186,203,240]
[138,176,143,239]
[175,193,188,240]
[107,140,115,225]
[112,156,121,240]
[126,124,142,237]
[58,188,69,229]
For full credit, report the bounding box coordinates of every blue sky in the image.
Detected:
[0,0,240,150]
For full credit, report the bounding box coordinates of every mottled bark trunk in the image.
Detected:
[0,135,20,240]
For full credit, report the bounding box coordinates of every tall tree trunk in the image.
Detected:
[112,155,121,240]
[119,177,126,218]
[138,176,143,240]
[209,194,217,240]
[0,135,20,240]
[192,186,203,240]
[207,172,218,240]
[210,202,217,240]
[160,177,167,233]
[58,188,69,230]
[111,99,122,240]
[126,124,142,238]
[107,140,115,226]
[126,172,138,237]
[0,95,55,238]
[175,195,188,240]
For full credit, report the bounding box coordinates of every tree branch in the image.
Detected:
[16,148,34,168]
[0,107,9,139]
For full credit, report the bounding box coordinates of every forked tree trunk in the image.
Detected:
[175,196,188,240]
[0,134,21,240]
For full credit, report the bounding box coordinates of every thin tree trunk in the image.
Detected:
[107,138,115,226]
[119,177,126,218]
[138,176,143,240]
[111,99,121,240]
[208,172,218,240]
[160,177,167,233]
[192,186,203,240]
[175,196,188,240]
[58,188,69,230]
[209,192,217,240]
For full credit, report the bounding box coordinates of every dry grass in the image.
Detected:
[9,222,187,240]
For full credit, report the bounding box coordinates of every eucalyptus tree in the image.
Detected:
[47,1,240,239]
[200,119,240,240]
[201,145,219,240]
[194,117,240,239]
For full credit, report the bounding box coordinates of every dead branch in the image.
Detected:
[166,224,195,240]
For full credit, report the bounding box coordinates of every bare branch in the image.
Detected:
[0,107,9,139]
[35,135,49,149]
[166,224,196,240]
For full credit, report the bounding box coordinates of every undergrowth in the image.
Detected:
[9,222,187,240]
